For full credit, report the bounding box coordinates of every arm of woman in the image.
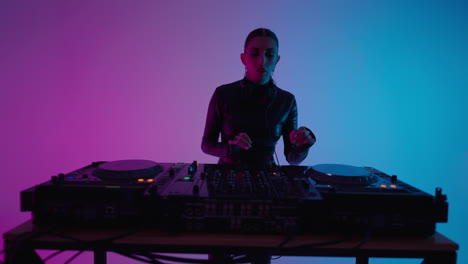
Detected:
[282,97,316,165]
[201,88,228,157]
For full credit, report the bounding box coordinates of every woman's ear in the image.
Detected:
[240,53,246,66]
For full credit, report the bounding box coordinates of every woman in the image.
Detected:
[201,28,316,169]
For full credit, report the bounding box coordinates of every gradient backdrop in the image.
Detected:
[1,0,467,263]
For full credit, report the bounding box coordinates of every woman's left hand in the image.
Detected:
[289,126,316,147]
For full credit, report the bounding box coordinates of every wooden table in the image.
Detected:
[3,220,459,264]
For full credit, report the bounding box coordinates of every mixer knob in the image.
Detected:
[188,161,197,175]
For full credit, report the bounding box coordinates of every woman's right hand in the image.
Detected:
[228,132,252,150]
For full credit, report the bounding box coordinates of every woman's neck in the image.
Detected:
[244,76,272,88]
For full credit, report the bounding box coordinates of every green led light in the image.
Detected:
[184,176,191,180]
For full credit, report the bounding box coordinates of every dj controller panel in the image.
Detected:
[21,160,448,236]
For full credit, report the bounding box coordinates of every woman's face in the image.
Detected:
[241,36,280,85]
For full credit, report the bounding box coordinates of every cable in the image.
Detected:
[63,250,83,264]
[277,233,295,249]
[352,229,372,250]
[270,226,298,262]
[285,234,353,251]
[113,250,164,264]
[230,254,257,264]
[44,225,144,246]
[148,253,211,264]
[43,250,65,262]
[207,254,252,264]
[91,228,144,244]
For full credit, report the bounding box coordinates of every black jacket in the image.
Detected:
[201,78,315,168]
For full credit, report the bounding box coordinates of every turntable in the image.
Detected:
[305,164,415,194]
[93,159,163,181]
[308,164,379,186]
[302,164,448,235]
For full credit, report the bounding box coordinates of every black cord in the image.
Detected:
[286,234,353,250]
[277,232,295,249]
[227,254,251,264]
[148,253,211,264]
[43,249,65,262]
[352,229,372,250]
[47,232,84,243]
[44,226,145,246]
[63,250,83,264]
[113,250,164,264]
[90,228,144,244]
[271,226,297,262]
[208,254,252,264]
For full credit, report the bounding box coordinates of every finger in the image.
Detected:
[290,129,308,143]
[239,133,253,144]
[229,132,253,150]
[296,137,314,146]
[289,130,298,143]
[297,126,307,133]
[236,135,252,149]
[294,130,311,142]
[229,139,250,150]
[295,134,316,146]
[237,133,252,148]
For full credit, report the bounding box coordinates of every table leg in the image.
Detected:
[94,250,107,264]
[4,240,44,264]
[356,256,369,264]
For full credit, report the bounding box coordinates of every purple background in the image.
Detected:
[1,1,467,263]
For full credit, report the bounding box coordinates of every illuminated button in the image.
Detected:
[380,184,387,188]
[184,176,191,180]
[147,179,154,182]
[137,178,144,182]
[390,184,397,188]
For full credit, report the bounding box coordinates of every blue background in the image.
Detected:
[1,1,466,263]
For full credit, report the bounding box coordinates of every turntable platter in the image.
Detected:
[308,164,378,186]
[93,159,162,180]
